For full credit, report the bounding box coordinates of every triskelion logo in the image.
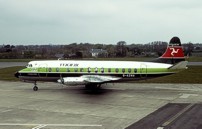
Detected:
[170,48,179,56]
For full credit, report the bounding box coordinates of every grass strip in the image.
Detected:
[0,66,24,81]
[0,66,202,83]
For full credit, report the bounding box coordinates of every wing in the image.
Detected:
[82,75,121,83]
[58,75,121,85]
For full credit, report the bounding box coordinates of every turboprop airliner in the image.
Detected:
[15,37,188,91]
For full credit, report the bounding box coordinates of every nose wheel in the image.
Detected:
[33,86,38,91]
[33,82,38,91]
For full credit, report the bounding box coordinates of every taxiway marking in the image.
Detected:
[0,123,102,128]
[157,103,194,129]
[32,125,47,129]
[179,93,198,98]
[0,109,12,113]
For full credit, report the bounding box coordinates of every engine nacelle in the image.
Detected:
[57,77,86,85]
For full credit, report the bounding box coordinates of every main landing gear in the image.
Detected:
[85,84,101,90]
[33,81,38,91]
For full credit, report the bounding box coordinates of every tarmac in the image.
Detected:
[0,81,202,129]
[0,62,27,68]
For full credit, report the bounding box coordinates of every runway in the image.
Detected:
[0,81,202,129]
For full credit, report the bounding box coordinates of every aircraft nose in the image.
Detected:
[14,72,19,78]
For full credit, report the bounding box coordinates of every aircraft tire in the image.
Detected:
[85,84,100,90]
[33,86,38,91]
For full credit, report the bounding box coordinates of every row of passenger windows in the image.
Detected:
[48,68,138,73]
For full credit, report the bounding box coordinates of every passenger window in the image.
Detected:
[80,68,83,72]
[56,68,59,72]
[108,68,111,73]
[48,68,52,72]
[122,68,125,73]
[101,67,104,73]
[67,68,70,72]
[115,68,119,73]
[134,68,137,73]
[95,67,98,73]
[74,68,78,72]
[128,68,131,73]
[88,67,91,73]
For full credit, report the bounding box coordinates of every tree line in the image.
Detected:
[0,41,198,59]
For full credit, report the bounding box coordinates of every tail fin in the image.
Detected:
[153,37,185,64]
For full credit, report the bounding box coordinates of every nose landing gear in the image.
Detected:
[33,81,38,91]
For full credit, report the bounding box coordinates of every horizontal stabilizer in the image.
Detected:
[168,61,188,69]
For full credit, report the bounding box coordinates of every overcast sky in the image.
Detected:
[0,0,202,45]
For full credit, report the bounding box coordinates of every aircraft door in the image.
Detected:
[140,63,147,78]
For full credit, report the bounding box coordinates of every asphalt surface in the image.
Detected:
[126,103,202,129]
[0,81,202,129]
[0,62,27,68]
[188,62,202,66]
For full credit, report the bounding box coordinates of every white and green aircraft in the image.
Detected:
[15,37,188,91]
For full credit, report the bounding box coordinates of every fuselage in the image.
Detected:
[16,60,175,83]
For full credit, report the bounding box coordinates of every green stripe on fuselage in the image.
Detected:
[19,67,176,74]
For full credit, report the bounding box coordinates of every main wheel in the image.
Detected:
[85,84,101,90]
[33,86,38,91]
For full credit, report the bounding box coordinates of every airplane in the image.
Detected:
[15,37,188,91]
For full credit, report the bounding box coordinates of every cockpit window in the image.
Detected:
[27,64,33,67]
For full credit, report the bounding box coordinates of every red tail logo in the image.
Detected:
[160,37,185,59]
[170,48,179,56]
[160,46,184,58]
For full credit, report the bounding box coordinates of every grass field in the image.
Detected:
[0,66,202,83]
[0,66,24,81]
[0,56,202,62]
